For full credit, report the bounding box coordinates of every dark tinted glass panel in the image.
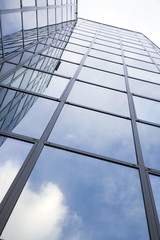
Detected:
[138,123,160,170]
[2,147,149,240]
[68,82,129,116]
[0,137,32,202]
[49,105,136,163]
[78,67,126,90]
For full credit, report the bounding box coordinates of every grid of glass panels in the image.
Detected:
[0,16,160,240]
[0,0,78,59]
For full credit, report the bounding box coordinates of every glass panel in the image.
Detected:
[78,67,126,91]
[68,82,129,116]
[124,51,152,62]
[23,0,35,6]
[54,61,78,77]
[0,0,20,8]
[138,123,160,170]
[0,137,32,202]
[37,0,46,6]
[56,7,62,23]
[150,175,160,221]
[125,58,158,72]
[127,66,160,84]
[0,62,15,77]
[0,88,58,138]
[38,10,47,27]
[69,38,90,47]
[43,75,69,98]
[93,43,121,55]
[90,49,122,63]
[153,57,160,65]
[85,57,124,75]
[48,8,56,25]
[2,147,149,240]
[65,43,87,54]
[134,96,160,124]
[49,105,136,163]
[129,78,160,100]
[1,13,21,35]
[61,50,83,63]
[23,11,37,30]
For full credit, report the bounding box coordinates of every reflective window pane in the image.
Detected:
[78,67,126,90]
[90,49,122,63]
[0,88,58,138]
[138,123,160,170]
[2,13,21,36]
[38,10,47,27]
[129,78,160,100]
[85,57,124,75]
[93,43,121,55]
[68,82,129,116]
[150,175,160,221]
[134,96,160,124]
[127,66,160,84]
[0,0,20,9]
[48,105,136,163]
[65,42,87,54]
[124,51,152,62]
[23,0,35,6]
[61,50,83,63]
[125,58,158,72]
[23,11,37,30]
[0,137,32,202]
[54,61,78,77]
[2,147,149,240]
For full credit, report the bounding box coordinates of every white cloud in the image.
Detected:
[1,162,68,240]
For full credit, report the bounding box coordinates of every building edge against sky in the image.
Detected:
[1,1,160,239]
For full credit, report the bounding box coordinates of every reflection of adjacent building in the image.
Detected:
[0,20,76,146]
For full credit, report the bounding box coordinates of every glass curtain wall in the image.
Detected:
[1,14,160,240]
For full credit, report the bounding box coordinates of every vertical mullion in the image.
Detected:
[119,29,160,240]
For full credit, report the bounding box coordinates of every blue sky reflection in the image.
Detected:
[48,105,136,163]
[2,147,149,239]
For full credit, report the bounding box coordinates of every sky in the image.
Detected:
[78,0,160,48]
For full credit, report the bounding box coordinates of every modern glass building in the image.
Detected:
[1,1,160,240]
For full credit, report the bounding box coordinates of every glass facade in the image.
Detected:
[1,3,160,239]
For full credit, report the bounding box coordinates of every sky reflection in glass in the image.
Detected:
[68,82,130,116]
[138,123,160,170]
[48,105,136,163]
[150,175,160,222]
[0,137,32,203]
[2,147,149,240]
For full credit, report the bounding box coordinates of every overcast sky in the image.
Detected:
[78,0,160,48]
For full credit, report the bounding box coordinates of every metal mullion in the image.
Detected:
[0,23,103,235]
[45,142,139,169]
[133,93,160,103]
[82,64,125,77]
[0,83,59,103]
[0,36,65,82]
[120,31,160,240]
[0,14,5,58]
[87,54,123,65]
[76,78,127,94]
[136,119,160,128]
[127,63,160,74]
[65,101,131,121]
[137,34,160,74]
